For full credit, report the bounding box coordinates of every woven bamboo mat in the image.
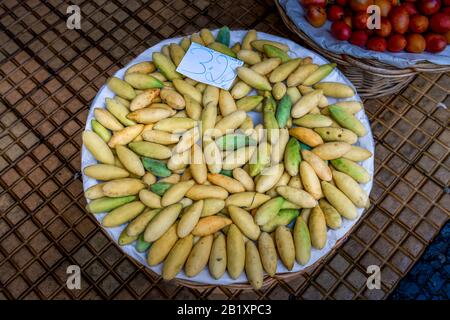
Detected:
[0,0,448,300]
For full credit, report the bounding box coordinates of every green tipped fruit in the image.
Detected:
[299,142,312,151]
[219,169,233,177]
[314,127,358,144]
[263,95,279,143]
[124,73,164,89]
[236,67,272,91]
[150,182,173,196]
[293,217,311,265]
[129,141,172,160]
[275,94,292,128]
[105,98,136,126]
[142,157,172,177]
[254,196,285,226]
[328,105,367,137]
[102,201,146,227]
[261,209,299,232]
[263,44,290,63]
[152,52,182,80]
[86,195,137,214]
[319,199,342,229]
[215,134,257,151]
[284,137,301,176]
[330,158,371,184]
[125,61,156,75]
[302,63,336,86]
[135,234,152,252]
[269,58,302,83]
[107,77,136,100]
[313,82,355,98]
[293,114,333,128]
[82,131,115,165]
[342,146,372,162]
[208,42,236,57]
[236,95,264,112]
[91,120,111,142]
[251,40,289,52]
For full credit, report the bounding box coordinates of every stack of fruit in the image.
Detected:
[301,0,450,53]
[83,28,373,289]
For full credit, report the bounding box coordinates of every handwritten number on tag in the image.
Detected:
[176,43,243,90]
[206,55,229,85]
[221,59,241,84]
[178,47,213,75]
[180,47,231,85]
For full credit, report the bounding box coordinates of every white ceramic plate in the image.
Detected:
[81,30,374,285]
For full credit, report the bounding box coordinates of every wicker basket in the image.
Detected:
[275,0,450,99]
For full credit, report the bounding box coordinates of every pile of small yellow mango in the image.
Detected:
[83,27,372,289]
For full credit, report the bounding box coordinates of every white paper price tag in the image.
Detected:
[176,42,244,90]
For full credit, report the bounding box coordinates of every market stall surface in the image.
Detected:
[0,0,448,300]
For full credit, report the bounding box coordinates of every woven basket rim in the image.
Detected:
[275,0,450,75]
